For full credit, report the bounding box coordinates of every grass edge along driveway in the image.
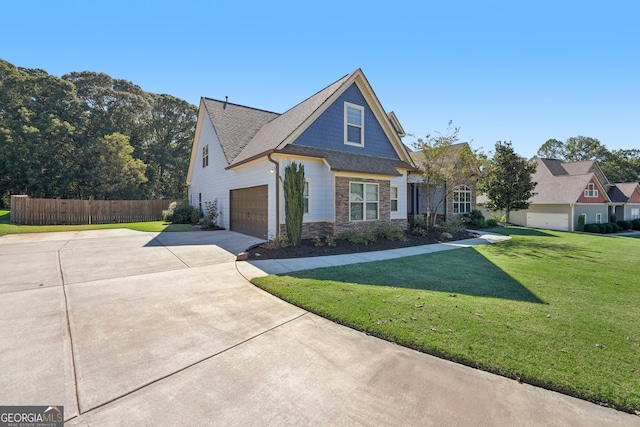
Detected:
[252,227,640,414]
[0,209,194,236]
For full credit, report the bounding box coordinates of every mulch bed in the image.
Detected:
[246,229,478,260]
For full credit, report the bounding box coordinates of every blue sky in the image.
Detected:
[2,1,638,159]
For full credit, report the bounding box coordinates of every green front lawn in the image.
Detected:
[253,227,640,412]
[0,210,194,236]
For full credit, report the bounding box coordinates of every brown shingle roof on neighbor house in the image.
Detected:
[532,158,611,204]
[279,145,412,176]
[614,182,640,199]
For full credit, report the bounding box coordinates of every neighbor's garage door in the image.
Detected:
[526,213,569,231]
[230,185,268,239]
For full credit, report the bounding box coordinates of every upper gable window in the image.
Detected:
[344,103,364,146]
[584,183,598,198]
[202,144,209,168]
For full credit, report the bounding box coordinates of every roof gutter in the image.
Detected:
[267,153,280,238]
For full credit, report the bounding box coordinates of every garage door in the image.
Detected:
[526,213,569,231]
[230,185,268,239]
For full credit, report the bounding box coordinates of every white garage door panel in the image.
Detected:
[527,213,568,231]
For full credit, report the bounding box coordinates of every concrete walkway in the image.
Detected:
[0,229,637,426]
[241,230,510,276]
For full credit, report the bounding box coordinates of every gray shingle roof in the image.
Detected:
[227,71,356,166]
[538,158,568,176]
[202,98,279,164]
[607,185,628,203]
[280,145,411,176]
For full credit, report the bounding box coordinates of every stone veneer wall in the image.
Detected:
[277,176,410,238]
[279,222,335,239]
[334,176,393,235]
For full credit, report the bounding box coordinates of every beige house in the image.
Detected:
[479,157,640,231]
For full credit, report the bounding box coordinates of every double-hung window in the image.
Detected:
[596,213,602,224]
[303,181,310,214]
[390,186,399,212]
[345,103,364,146]
[453,186,472,214]
[202,144,209,168]
[350,182,378,221]
[632,208,639,219]
[584,183,597,198]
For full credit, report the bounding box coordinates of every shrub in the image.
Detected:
[191,206,202,224]
[486,218,498,227]
[610,222,621,233]
[282,162,305,246]
[162,201,177,222]
[584,223,600,233]
[610,212,617,223]
[410,217,430,229]
[441,219,466,234]
[633,219,640,231]
[577,215,586,232]
[472,217,487,228]
[312,235,324,247]
[202,200,219,228]
[172,203,199,224]
[376,224,408,242]
[325,235,337,247]
[603,223,613,234]
[342,227,378,245]
[263,234,289,249]
[596,223,607,234]
[469,210,484,220]
[617,220,632,230]
[411,226,429,237]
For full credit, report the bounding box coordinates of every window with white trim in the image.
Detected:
[453,186,472,214]
[202,144,209,168]
[350,182,378,221]
[303,181,310,214]
[344,103,364,146]
[580,213,587,225]
[390,186,399,212]
[632,208,639,219]
[584,183,598,198]
[596,213,602,224]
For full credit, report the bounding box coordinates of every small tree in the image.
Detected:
[483,141,537,223]
[412,121,481,228]
[282,162,305,246]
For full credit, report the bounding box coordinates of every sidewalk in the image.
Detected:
[239,230,510,278]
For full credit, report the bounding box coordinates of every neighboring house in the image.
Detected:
[479,157,640,231]
[613,182,640,221]
[186,69,414,239]
[407,143,479,222]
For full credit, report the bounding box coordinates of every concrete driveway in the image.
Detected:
[0,229,637,426]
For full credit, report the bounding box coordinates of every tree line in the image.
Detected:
[0,59,197,206]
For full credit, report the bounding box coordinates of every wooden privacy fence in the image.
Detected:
[10,195,180,225]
